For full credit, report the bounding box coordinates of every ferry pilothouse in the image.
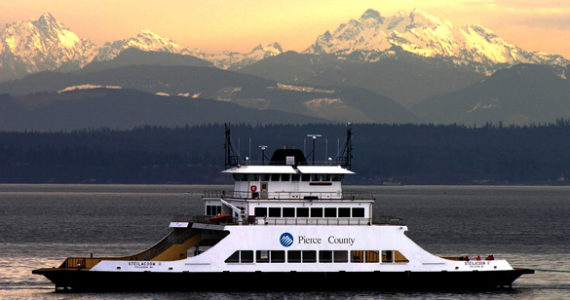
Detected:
[33,125,533,291]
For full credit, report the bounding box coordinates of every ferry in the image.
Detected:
[33,125,533,291]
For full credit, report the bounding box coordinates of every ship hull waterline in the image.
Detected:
[33,268,533,292]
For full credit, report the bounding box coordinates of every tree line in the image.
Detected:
[1,122,570,184]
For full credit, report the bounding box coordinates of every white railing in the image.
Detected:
[257,217,371,225]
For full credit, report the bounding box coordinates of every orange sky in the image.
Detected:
[1,0,569,57]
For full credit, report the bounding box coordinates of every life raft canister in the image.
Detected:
[250,185,257,192]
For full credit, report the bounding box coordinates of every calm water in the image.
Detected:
[0,184,568,299]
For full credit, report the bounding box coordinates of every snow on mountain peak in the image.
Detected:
[0,12,96,78]
[95,30,182,61]
[304,8,568,72]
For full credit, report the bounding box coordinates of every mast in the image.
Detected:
[339,123,352,168]
[224,123,239,168]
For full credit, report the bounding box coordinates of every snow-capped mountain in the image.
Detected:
[95,30,185,61]
[188,42,283,69]
[305,9,568,73]
[0,13,96,80]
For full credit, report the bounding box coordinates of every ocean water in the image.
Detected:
[0,184,568,299]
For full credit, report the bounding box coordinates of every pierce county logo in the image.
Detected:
[280,232,294,247]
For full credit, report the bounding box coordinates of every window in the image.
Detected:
[247,174,259,181]
[382,250,393,263]
[271,251,285,263]
[351,250,364,263]
[288,250,301,263]
[311,174,320,181]
[334,251,348,263]
[332,175,343,181]
[206,205,221,216]
[241,251,253,263]
[324,208,337,218]
[268,207,281,217]
[366,250,379,263]
[281,174,290,181]
[338,208,350,217]
[310,207,323,218]
[225,251,239,263]
[261,174,270,181]
[352,207,365,218]
[302,251,317,263]
[292,174,300,181]
[301,174,310,181]
[322,175,330,181]
[271,174,280,181]
[319,251,332,263]
[254,207,267,217]
[256,250,269,263]
[296,207,309,217]
[283,207,295,217]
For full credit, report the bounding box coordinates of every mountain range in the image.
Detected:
[0,9,569,129]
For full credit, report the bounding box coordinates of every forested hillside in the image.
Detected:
[2,123,570,184]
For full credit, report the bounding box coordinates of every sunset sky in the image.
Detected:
[1,0,569,57]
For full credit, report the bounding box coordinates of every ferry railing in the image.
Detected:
[172,215,404,226]
[201,190,374,201]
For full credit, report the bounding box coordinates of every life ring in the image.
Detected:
[250,185,257,192]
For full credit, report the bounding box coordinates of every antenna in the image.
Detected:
[307,134,322,165]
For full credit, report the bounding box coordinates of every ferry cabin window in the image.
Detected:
[241,251,254,263]
[382,250,393,263]
[232,174,246,181]
[268,207,281,217]
[366,250,380,263]
[334,251,348,263]
[271,251,285,263]
[261,174,270,181]
[206,205,222,216]
[302,251,317,263]
[311,174,320,181]
[319,251,332,263]
[301,174,310,181]
[255,207,267,217]
[283,207,295,217]
[256,250,269,263]
[352,207,365,218]
[288,250,301,263]
[297,207,309,217]
[332,175,343,181]
[322,174,330,181]
[351,250,364,263]
[225,251,239,263]
[324,207,337,218]
[338,208,350,218]
[292,174,300,181]
[281,174,290,181]
[271,174,280,181]
[310,207,323,218]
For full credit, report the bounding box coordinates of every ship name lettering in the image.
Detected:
[328,236,355,246]
[298,236,322,244]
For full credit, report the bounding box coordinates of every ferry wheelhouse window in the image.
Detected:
[319,251,333,263]
[338,208,350,218]
[261,174,270,181]
[311,174,320,181]
[232,174,247,181]
[292,174,300,181]
[271,251,285,263]
[254,207,267,217]
[247,174,259,181]
[301,174,310,181]
[283,207,295,217]
[334,250,348,263]
[281,174,290,181]
[310,207,323,218]
[271,174,280,181]
[268,207,281,217]
[332,175,343,181]
[352,207,365,218]
[296,207,309,217]
[288,250,301,263]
